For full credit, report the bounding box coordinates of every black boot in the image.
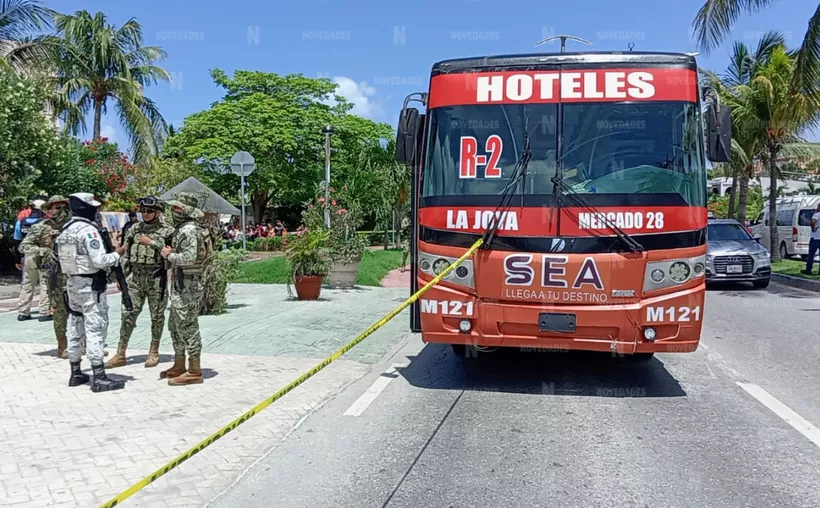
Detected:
[68,361,90,387]
[91,363,125,392]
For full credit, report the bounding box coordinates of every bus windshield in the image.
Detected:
[423,101,706,206]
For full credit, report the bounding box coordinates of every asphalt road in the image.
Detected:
[210,281,820,508]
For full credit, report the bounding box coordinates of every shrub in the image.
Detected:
[200,248,248,315]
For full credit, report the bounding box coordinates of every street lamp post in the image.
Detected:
[322,126,335,228]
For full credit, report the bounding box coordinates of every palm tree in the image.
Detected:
[730,45,820,260]
[24,10,170,162]
[0,0,53,71]
[703,32,784,223]
[692,0,820,92]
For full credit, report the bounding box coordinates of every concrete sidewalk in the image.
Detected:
[0,283,411,508]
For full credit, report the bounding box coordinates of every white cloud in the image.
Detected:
[327,76,384,120]
[98,123,120,146]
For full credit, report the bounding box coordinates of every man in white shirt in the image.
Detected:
[803,203,820,275]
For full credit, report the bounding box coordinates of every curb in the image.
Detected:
[771,272,820,292]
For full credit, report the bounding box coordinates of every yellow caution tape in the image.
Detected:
[99,238,484,508]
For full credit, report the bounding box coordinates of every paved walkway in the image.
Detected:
[379,266,410,288]
[0,283,410,507]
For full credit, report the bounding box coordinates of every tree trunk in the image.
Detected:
[251,192,269,224]
[736,167,751,226]
[93,99,103,140]
[383,221,389,250]
[768,149,781,261]
[728,165,739,219]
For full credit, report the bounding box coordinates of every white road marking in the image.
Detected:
[344,363,407,417]
[737,382,820,449]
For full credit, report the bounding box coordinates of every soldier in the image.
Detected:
[15,199,49,321]
[56,193,126,392]
[18,196,72,357]
[159,192,214,386]
[106,196,174,369]
[399,215,411,273]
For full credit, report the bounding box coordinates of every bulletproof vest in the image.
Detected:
[176,221,215,272]
[129,221,165,266]
[57,218,101,275]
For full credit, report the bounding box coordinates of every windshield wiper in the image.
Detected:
[481,128,532,250]
[550,176,645,253]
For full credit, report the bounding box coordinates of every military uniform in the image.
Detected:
[56,193,125,392]
[18,196,71,357]
[16,200,49,320]
[160,192,213,386]
[107,197,174,369]
[400,216,410,271]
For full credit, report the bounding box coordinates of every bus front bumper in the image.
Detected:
[420,285,704,355]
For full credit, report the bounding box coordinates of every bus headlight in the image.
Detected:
[432,259,450,275]
[417,249,475,289]
[644,255,705,292]
[669,261,691,283]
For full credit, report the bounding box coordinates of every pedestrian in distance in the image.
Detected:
[106,196,175,369]
[18,195,72,357]
[56,193,126,392]
[803,202,820,275]
[15,199,48,321]
[159,192,215,386]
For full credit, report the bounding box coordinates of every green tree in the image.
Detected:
[730,46,820,260]
[0,68,62,219]
[0,0,54,72]
[164,70,393,223]
[26,10,170,162]
[692,0,820,92]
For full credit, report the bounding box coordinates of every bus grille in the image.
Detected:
[713,255,754,274]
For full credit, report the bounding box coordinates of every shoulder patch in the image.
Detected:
[90,239,101,250]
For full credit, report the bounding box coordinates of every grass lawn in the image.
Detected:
[231,249,406,286]
[771,258,817,280]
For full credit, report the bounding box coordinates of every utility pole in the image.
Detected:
[322,126,335,228]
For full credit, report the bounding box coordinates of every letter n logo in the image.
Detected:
[247,26,260,46]
[169,71,183,91]
[393,26,406,46]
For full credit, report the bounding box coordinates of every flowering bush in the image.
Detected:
[81,138,138,209]
[302,185,369,264]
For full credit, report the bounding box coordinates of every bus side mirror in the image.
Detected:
[706,102,732,163]
[395,107,420,164]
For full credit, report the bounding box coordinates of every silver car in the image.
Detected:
[706,218,772,289]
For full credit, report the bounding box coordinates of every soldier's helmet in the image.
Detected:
[45,195,69,208]
[137,195,164,212]
[165,192,204,219]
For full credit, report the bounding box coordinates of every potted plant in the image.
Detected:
[303,186,369,289]
[285,228,331,300]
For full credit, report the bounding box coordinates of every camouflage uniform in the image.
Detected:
[400,216,410,270]
[18,196,71,358]
[160,192,213,386]
[106,198,175,369]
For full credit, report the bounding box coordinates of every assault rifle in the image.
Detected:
[99,228,133,311]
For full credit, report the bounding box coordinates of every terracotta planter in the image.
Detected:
[293,275,324,300]
[328,259,360,289]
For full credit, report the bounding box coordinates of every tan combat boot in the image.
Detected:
[144,340,160,368]
[104,341,128,369]
[160,355,186,379]
[57,336,68,359]
[168,357,203,386]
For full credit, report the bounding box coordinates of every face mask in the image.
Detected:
[172,210,188,226]
[51,206,70,224]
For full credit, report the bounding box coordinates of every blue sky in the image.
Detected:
[47,0,820,148]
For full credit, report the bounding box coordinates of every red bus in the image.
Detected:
[396,51,731,359]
